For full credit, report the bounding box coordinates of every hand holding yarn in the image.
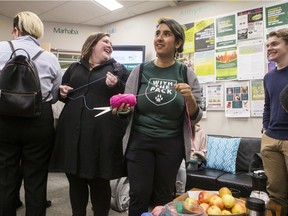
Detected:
[110,93,137,115]
[110,93,137,108]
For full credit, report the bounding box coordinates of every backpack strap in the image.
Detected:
[138,63,144,91]
[8,41,15,55]
[181,63,188,84]
[8,40,45,60]
[32,50,45,61]
[181,63,196,141]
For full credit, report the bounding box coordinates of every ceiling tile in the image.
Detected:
[0,0,175,27]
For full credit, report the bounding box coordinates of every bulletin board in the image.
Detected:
[179,1,288,118]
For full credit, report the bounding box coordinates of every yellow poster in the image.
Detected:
[183,22,195,53]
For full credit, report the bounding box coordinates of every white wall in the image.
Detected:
[1,1,279,137]
[0,15,100,51]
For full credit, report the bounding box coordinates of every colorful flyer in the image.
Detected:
[215,46,237,81]
[237,7,264,41]
[206,83,224,110]
[224,81,250,117]
[194,50,215,83]
[194,18,215,52]
[250,79,264,117]
[265,2,288,30]
[215,14,237,48]
[183,22,195,53]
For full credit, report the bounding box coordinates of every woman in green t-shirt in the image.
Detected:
[115,18,203,216]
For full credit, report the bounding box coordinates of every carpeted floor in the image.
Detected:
[17,172,128,216]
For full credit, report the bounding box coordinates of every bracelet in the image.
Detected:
[116,109,131,117]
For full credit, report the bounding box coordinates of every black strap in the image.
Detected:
[32,49,45,60]
[8,41,15,56]
[138,63,144,91]
[181,63,188,84]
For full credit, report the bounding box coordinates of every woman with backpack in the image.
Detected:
[0,11,62,215]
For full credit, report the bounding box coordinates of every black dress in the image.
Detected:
[52,58,129,180]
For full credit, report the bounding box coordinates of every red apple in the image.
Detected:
[198,191,212,204]
[209,195,225,210]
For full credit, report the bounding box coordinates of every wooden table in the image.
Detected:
[173,188,284,216]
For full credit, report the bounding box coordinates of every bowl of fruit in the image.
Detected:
[186,187,246,216]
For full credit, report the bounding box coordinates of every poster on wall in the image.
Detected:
[194,50,215,83]
[194,18,215,52]
[205,83,224,110]
[224,81,250,117]
[183,22,195,54]
[215,46,237,81]
[237,7,264,41]
[215,14,237,48]
[250,79,264,117]
[265,1,288,32]
[237,39,265,80]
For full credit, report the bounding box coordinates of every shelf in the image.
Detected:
[51,48,81,70]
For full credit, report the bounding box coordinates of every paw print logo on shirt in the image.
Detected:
[155,94,163,103]
[145,78,177,106]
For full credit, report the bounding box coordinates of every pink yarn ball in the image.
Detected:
[110,93,137,109]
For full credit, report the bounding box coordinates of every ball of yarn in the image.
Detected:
[110,93,137,109]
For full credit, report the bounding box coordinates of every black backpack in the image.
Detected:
[0,41,44,117]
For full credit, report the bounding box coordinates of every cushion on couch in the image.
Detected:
[236,137,261,172]
[185,169,225,191]
[206,136,241,174]
[186,135,262,197]
[217,172,253,197]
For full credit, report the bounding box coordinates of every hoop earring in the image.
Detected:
[175,49,179,59]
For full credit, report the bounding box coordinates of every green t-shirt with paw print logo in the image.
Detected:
[134,60,186,137]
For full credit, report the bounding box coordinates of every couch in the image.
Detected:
[185,135,262,198]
